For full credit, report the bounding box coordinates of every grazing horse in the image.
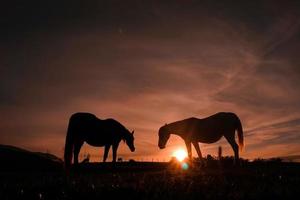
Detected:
[64,113,135,168]
[158,112,244,164]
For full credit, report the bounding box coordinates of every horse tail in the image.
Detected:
[64,118,74,169]
[236,116,244,151]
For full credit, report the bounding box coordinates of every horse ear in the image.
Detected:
[131,130,134,135]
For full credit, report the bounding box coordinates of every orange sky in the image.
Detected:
[1,0,300,162]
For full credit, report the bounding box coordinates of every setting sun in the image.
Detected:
[172,149,188,162]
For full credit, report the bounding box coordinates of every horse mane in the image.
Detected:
[105,118,131,140]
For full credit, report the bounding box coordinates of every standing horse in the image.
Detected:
[158,112,244,163]
[64,113,135,168]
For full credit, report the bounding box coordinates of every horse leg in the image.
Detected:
[74,140,83,165]
[185,140,192,160]
[103,145,110,162]
[224,133,239,165]
[192,141,203,160]
[112,143,119,162]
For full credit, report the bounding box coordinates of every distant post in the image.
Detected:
[218,146,222,160]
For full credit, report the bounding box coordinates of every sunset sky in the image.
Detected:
[1,0,300,162]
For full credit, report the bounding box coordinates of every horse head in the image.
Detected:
[158,124,170,149]
[124,130,135,152]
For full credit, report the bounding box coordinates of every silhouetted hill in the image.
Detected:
[0,144,63,171]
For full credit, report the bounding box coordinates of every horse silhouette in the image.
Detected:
[64,113,135,168]
[158,112,244,164]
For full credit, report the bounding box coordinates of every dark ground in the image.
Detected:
[1,159,300,200]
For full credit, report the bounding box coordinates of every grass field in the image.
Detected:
[1,158,300,200]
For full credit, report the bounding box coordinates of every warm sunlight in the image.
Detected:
[172,148,188,162]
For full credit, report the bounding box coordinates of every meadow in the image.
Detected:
[1,158,300,200]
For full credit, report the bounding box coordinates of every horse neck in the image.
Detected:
[120,129,130,140]
[166,121,185,137]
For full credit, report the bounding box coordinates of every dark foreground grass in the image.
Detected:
[1,160,300,200]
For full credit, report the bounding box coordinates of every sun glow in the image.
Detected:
[172,149,188,162]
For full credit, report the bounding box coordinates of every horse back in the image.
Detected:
[201,112,239,131]
[187,112,240,143]
[68,113,123,146]
[69,112,100,130]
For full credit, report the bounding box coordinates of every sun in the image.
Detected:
[172,148,188,162]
